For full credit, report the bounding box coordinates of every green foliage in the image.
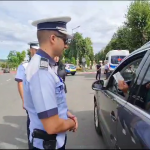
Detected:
[64,32,94,65]
[95,1,150,61]
[7,50,26,68]
[71,57,76,65]
[0,63,6,68]
[126,0,150,50]
[65,58,71,63]
[61,58,65,64]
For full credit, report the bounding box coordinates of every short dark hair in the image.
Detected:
[37,30,64,46]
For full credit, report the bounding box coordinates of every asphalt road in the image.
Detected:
[0,72,106,149]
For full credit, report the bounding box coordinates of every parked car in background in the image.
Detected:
[65,64,76,75]
[3,68,10,73]
[92,42,150,149]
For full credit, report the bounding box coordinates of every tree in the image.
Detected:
[0,63,6,69]
[85,55,90,67]
[125,0,150,51]
[95,1,150,59]
[7,50,26,68]
[65,58,71,63]
[64,32,94,65]
[71,57,76,65]
[17,50,26,64]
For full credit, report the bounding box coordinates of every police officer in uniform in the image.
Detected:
[23,16,78,150]
[15,42,39,148]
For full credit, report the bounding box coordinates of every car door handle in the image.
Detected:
[110,111,117,122]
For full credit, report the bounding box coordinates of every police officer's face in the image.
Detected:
[52,33,68,57]
[30,48,37,57]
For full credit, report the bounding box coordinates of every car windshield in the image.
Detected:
[69,65,75,68]
[111,56,126,64]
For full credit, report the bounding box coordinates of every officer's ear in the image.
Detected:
[49,31,57,45]
[50,34,55,45]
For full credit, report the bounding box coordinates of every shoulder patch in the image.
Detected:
[40,57,49,69]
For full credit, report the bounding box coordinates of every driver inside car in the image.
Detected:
[118,80,129,94]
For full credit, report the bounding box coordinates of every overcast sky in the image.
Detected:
[0,1,131,59]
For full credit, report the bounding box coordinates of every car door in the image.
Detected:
[97,88,118,148]
[98,49,149,149]
[116,49,150,149]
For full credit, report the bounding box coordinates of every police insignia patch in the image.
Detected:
[40,57,49,69]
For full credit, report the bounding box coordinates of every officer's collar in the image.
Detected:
[36,49,56,66]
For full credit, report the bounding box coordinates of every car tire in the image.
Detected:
[71,73,75,75]
[94,100,102,136]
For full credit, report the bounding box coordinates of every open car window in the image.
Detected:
[107,52,147,100]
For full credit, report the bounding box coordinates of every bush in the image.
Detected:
[76,67,83,71]
[65,58,71,63]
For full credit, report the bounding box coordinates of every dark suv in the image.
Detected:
[92,43,150,149]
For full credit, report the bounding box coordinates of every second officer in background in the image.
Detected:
[15,42,39,148]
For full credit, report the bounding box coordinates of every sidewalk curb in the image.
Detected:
[0,71,96,75]
[76,72,96,74]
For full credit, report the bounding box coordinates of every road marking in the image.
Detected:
[6,79,11,81]
[15,138,27,144]
[0,142,18,149]
[76,72,96,74]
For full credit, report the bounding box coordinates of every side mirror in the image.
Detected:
[92,80,104,91]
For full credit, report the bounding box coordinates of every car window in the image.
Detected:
[69,64,75,68]
[111,56,126,64]
[120,58,142,81]
[107,54,146,100]
[128,58,150,113]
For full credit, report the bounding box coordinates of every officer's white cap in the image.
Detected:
[28,41,40,50]
[32,16,72,39]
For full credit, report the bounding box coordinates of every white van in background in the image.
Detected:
[104,50,129,72]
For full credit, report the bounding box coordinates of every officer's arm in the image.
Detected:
[29,69,75,134]
[17,82,24,101]
[15,65,25,103]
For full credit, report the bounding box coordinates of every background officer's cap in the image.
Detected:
[28,41,39,50]
[32,16,72,39]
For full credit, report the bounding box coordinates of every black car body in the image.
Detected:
[3,68,10,73]
[92,42,150,149]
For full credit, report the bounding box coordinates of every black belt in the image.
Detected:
[32,129,57,149]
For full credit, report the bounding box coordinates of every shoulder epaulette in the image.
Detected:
[39,57,49,69]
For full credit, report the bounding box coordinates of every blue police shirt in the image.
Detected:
[23,49,68,149]
[15,61,28,82]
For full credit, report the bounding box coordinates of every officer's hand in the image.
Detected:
[118,80,129,93]
[67,111,74,118]
[69,117,78,132]
[72,117,78,132]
